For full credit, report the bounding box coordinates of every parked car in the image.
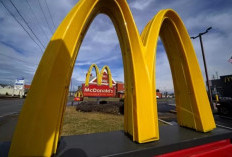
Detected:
[74,97,82,101]
[216,97,232,115]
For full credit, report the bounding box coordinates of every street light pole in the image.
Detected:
[191,27,214,110]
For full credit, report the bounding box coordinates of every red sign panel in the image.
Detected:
[82,84,116,97]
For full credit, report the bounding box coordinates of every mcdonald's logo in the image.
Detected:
[83,64,116,97]
[9,0,216,156]
[85,64,113,88]
[224,76,232,83]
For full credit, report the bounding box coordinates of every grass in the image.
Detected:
[61,106,124,136]
[62,106,167,136]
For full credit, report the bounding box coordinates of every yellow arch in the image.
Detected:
[9,0,215,156]
[144,11,216,131]
[99,65,113,88]
[84,64,113,88]
[74,90,83,98]
[85,63,100,86]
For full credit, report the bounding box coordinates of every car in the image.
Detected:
[216,97,232,115]
[74,97,81,101]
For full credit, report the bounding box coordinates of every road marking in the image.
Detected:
[219,115,232,121]
[0,112,19,118]
[158,118,173,125]
[169,110,177,113]
[216,124,232,130]
[167,104,176,106]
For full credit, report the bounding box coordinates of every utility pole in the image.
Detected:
[191,27,214,110]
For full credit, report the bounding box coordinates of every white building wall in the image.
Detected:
[0,86,14,95]
[0,86,24,97]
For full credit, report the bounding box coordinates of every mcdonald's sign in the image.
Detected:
[82,64,116,97]
[223,75,232,84]
[9,0,216,156]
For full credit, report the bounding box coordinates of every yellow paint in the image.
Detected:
[74,88,82,98]
[224,76,232,83]
[215,94,219,102]
[75,91,82,98]
[85,64,101,86]
[85,64,113,88]
[9,0,215,156]
[99,65,113,88]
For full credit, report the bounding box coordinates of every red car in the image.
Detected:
[74,97,81,101]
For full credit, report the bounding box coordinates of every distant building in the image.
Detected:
[116,82,124,98]
[209,74,232,98]
[156,89,162,98]
[0,78,31,98]
[13,78,25,97]
[0,85,14,95]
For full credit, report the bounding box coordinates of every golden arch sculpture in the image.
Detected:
[99,65,113,87]
[85,64,113,88]
[9,0,216,156]
[85,64,101,86]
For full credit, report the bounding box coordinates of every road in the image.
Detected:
[0,98,74,142]
[0,99,24,117]
[214,114,232,128]
[157,100,232,129]
[0,98,24,142]
[0,98,75,117]
[157,101,175,112]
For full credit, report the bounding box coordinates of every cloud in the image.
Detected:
[0,41,38,84]
[92,28,118,45]
[130,0,154,10]
[0,0,231,94]
[155,49,174,92]
[184,10,232,79]
[75,55,120,66]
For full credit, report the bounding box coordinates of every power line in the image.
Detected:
[9,0,46,49]
[0,53,38,66]
[25,0,50,41]
[44,0,56,30]
[0,0,44,52]
[38,0,53,34]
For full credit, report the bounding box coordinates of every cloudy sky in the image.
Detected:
[0,0,231,92]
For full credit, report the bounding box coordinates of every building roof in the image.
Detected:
[89,69,116,85]
[24,85,31,89]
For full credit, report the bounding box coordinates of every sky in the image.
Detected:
[0,0,231,92]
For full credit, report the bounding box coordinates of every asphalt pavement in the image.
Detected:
[214,114,232,129]
[157,101,175,112]
[157,99,232,130]
[0,99,24,117]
